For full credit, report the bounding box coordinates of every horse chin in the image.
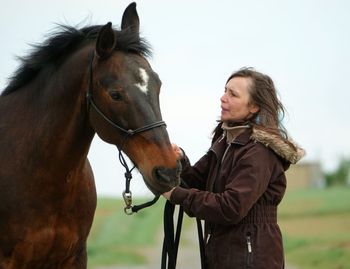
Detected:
[138,160,181,195]
[143,173,181,196]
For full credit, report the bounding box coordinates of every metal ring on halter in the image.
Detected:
[124,207,134,215]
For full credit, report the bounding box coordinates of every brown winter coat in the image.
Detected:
[170,126,304,269]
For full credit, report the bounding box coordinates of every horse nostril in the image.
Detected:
[155,167,172,183]
[154,163,182,186]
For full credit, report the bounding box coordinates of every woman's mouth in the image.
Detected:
[221,106,228,113]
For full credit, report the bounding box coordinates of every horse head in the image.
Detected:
[87,3,181,195]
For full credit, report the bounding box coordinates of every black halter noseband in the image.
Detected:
[86,51,164,214]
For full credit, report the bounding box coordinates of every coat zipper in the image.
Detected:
[246,234,252,268]
[206,233,211,244]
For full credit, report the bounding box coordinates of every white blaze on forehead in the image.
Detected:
[135,68,149,94]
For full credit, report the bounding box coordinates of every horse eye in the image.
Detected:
[110,91,123,101]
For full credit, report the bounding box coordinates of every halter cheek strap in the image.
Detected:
[86,50,165,214]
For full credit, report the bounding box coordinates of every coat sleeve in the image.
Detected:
[170,144,281,225]
[179,150,213,190]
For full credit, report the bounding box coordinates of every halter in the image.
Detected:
[86,51,165,214]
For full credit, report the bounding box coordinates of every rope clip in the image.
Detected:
[122,191,134,215]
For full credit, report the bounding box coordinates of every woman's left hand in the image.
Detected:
[162,187,175,200]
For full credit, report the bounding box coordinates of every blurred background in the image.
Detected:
[1,0,349,268]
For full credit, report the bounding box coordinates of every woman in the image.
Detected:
[163,68,304,268]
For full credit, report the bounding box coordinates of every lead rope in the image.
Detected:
[161,182,206,269]
[118,143,136,215]
[118,144,205,267]
[118,144,160,215]
[161,201,183,269]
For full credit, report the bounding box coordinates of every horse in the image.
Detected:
[0,3,180,268]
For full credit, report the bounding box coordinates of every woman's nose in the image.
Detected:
[220,93,226,102]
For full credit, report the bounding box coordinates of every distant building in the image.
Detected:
[285,161,325,190]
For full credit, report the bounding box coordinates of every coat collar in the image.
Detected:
[221,122,251,145]
[250,127,305,164]
[210,127,252,160]
[212,123,305,165]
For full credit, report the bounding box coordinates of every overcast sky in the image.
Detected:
[1,0,349,196]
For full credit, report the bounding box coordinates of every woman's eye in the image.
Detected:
[224,88,235,97]
[229,90,237,97]
[110,91,123,101]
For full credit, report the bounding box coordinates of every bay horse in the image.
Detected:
[0,3,180,268]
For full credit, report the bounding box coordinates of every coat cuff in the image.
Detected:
[170,186,189,205]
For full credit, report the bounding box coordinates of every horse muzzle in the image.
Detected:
[150,160,182,195]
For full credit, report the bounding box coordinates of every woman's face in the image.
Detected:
[220,76,259,122]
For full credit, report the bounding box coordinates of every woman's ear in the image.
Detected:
[249,104,260,115]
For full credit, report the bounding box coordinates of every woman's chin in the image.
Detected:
[221,115,230,122]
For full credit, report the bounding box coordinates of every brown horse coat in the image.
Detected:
[0,3,179,268]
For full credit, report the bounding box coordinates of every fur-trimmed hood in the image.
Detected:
[250,127,305,164]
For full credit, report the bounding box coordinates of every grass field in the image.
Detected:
[279,187,350,269]
[87,197,165,267]
[87,187,350,268]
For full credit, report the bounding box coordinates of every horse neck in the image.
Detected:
[10,46,94,169]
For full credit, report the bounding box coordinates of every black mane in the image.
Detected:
[1,24,151,96]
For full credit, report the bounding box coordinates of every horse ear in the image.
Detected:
[121,2,140,34]
[96,22,116,59]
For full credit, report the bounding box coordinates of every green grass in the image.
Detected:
[87,187,350,268]
[279,187,350,269]
[87,197,165,267]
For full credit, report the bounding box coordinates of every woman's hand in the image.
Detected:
[163,143,182,200]
[162,187,175,200]
[172,143,183,160]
